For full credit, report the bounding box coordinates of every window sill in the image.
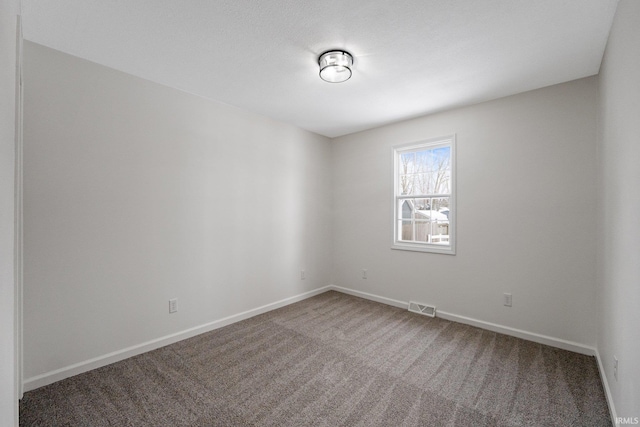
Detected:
[391,242,456,255]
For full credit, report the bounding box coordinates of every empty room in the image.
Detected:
[1,0,639,426]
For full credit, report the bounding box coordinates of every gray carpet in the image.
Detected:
[20,291,611,426]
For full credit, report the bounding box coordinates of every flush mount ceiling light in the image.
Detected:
[318,50,353,83]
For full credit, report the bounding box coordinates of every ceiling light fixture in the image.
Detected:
[318,50,353,83]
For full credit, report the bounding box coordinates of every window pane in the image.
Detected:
[398,152,415,195]
[430,197,449,243]
[399,200,412,220]
[415,174,430,194]
[400,152,416,173]
[430,170,451,194]
[414,198,430,211]
[398,146,451,196]
[413,198,430,241]
[393,137,455,254]
[396,182,449,244]
[431,197,449,213]
[399,220,413,241]
[415,220,430,242]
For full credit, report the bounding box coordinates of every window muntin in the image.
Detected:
[393,137,455,254]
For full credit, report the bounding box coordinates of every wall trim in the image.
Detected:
[594,348,618,427]
[328,285,409,309]
[14,13,24,404]
[24,283,608,414]
[328,285,596,356]
[331,286,616,422]
[435,310,595,356]
[23,285,332,392]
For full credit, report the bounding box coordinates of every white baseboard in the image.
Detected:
[24,282,610,421]
[435,311,596,356]
[328,285,408,309]
[23,285,332,392]
[331,285,615,423]
[594,348,617,427]
[328,285,595,356]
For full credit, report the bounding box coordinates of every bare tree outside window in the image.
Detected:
[399,147,450,196]
[394,137,455,254]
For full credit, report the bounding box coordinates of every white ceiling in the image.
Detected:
[21,0,618,138]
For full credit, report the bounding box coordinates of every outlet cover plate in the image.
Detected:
[169,298,178,313]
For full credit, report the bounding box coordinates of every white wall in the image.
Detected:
[23,42,332,382]
[597,0,640,420]
[0,1,19,425]
[332,77,599,347]
[22,12,639,422]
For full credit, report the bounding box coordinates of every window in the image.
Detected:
[393,136,456,254]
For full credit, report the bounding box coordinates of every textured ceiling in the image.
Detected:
[21,0,618,137]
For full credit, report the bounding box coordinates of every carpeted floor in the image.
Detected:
[20,291,611,426]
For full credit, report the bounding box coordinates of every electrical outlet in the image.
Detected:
[503,293,512,307]
[169,298,178,313]
[362,269,367,279]
[614,356,618,381]
[301,270,306,280]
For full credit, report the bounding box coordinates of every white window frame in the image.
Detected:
[392,135,456,255]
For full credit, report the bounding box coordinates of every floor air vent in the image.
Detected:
[408,301,436,317]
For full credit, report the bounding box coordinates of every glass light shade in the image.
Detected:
[318,50,353,83]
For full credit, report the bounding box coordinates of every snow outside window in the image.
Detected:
[393,136,456,255]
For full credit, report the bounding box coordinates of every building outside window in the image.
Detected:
[392,135,456,254]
